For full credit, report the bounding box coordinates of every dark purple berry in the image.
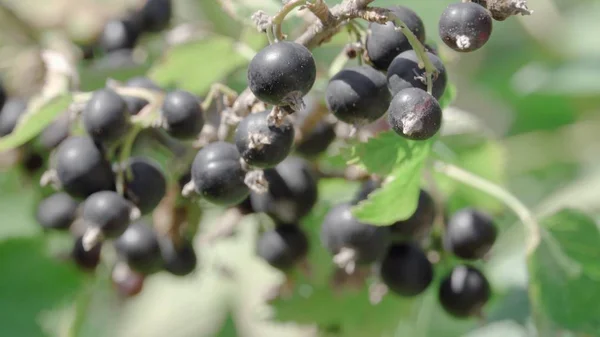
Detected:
[159,237,197,276]
[36,192,79,230]
[40,113,70,149]
[366,6,426,70]
[386,50,447,99]
[295,121,336,158]
[235,110,295,168]
[72,237,102,271]
[257,224,309,271]
[83,88,130,142]
[98,19,140,53]
[114,221,163,274]
[248,41,316,106]
[139,0,173,33]
[443,208,497,260]
[439,2,493,53]
[121,77,162,115]
[325,66,391,125]
[439,265,491,318]
[379,243,433,296]
[161,90,204,140]
[82,191,135,238]
[123,157,166,214]
[112,263,145,297]
[0,98,27,137]
[388,88,442,141]
[390,189,435,240]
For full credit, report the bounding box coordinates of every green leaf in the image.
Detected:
[0,236,84,336]
[148,35,256,95]
[529,209,600,334]
[349,136,433,225]
[0,93,72,151]
[438,82,457,110]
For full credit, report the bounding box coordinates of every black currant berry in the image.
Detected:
[248,41,316,107]
[0,80,6,108]
[390,189,435,240]
[295,121,336,158]
[365,6,426,70]
[112,263,145,297]
[139,0,173,33]
[72,236,102,271]
[190,141,249,206]
[250,157,317,224]
[325,66,391,125]
[439,2,493,53]
[114,221,163,274]
[388,88,442,141]
[83,88,130,142]
[257,224,309,271]
[159,237,197,276]
[439,265,491,318]
[21,151,44,174]
[443,208,497,260]
[0,98,27,137]
[379,243,433,296]
[54,136,115,198]
[82,191,137,238]
[98,19,140,53]
[161,90,204,140]
[123,157,166,214]
[320,203,390,265]
[39,113,70,149]
[235,110,295,168]
[35,192,79,230]
[386,50,447,99]
[351,178,382,205]
[122,76,162,115]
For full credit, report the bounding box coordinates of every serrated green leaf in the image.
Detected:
[351,138,433,225]
[148,36,254,95]
[0,93,72,151]
[529,209,600,334]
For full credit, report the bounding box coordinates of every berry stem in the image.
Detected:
[271,0,307,41]
[116,125,142,195]
[200,83,238,112]
[433,160,541,256]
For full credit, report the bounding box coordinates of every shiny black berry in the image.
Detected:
[82,191,136,238]
[39,113,70,149]
[139,0,173,33]
[439,265,491,318]
[98,19,140,53]
[121,76,162,115]
[72,236,102,271]
[250,157,317,224]
[54,136,115,198]
[443,208,497,260]
[390,189,435,240]
[379,243,433,296]
[0,98,27,137]
[115,221,163,274]
[295,121,336,158]
[386,50,447,99]
[123,157,166,214]
[248,41,316,106]
[257,224,309,271]
[439,2,493,53]
[159,237,197,276]
[83,88,130,142]
[325,66,391,125]
[320,203,390,265]
[190,141,249,206]
[35,192,79,230]
[235,110,295,168]
[161,90,204,140]
[366,6,426,70]
[388,88,442,141]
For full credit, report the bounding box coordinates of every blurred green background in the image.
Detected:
[1,0,599,336]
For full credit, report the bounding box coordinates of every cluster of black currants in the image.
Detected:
[80,0,173,62]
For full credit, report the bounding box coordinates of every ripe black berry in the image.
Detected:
[235,110,295,168]
[72,236,102,271]
[161,90,204,140]
[112,263,145,297]
[0,98,27,137]
[388,88,442,141]
[123,157,166,214]
[443,208,497,260]
[190,141,249,206]
[390,189,435,240]
[83,88,130,142]
[122,76,162,115]
[98,19,140,53]
[379,243,433,296]
[114,221,163,274]
[325,66,391,125]
[439,265,491,318]
[0,80,6,108]
[54,136,115,198]
[257,224,309,271]
[35,192,79,230]
[250,157,317,224]
[159,237,197,276]
[386,50,447,99]
[365,6,426,70]
[139,0,173,33]
[40,113,70,149]
[351,178,381,205]
[82,191,136,238]
[439,2,493,53]
[248,41,316,107]
[320,203,390,265]
[295,121,336,158]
